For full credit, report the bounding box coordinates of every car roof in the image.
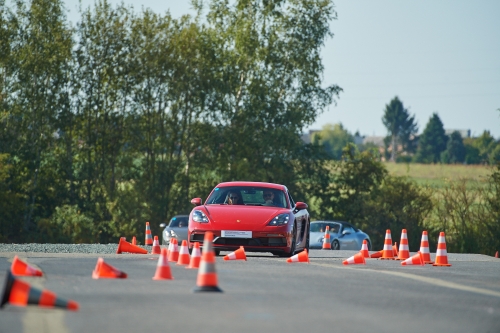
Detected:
[215,181,286,191]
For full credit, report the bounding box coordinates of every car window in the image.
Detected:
[327,223,340,233]
[169,216,188,227]
[205,186,287,207]
[310,223,323,232]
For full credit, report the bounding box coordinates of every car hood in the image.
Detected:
[203,205,289,230]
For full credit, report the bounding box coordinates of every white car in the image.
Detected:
[160,215,189,245]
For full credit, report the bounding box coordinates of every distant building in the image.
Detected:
[444,129,470,138]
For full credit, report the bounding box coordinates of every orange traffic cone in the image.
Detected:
[153,248,173,280]
[224,246,247,261]
[10,256,43,277]
[343,252,366,265]
[151,236,161,254]
[360,240,370,258]
[177,240,191,265]
[401,251,424,266]
[322,226,331,249]
[187,242,201,269]
[393,242,399,257]
[396,229,410,260]
[116,237,148,254]
[132,236,137,246]
[379,230,395,260]
[193,232,222,292]
[419,231,433,264]
[370,250,383,258]
[286,249,309,263]
[1,271,78,311]
[168,238,179,262]
[433,232,451,267]
[92,258,127,279]
[145,221,153,246]
[495,251,499,258]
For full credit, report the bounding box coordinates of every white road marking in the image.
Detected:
[312,262,500,298]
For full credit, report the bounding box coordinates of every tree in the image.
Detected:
[311,123,354,159]
[414,113,447,163]
[382,96,418,162]
[441,131,466,164]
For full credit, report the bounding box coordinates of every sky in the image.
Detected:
[63,0,500,139]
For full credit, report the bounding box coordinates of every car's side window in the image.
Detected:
[342,225,354,234]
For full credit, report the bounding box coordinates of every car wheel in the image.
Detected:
[279,223,297,257]
[331,240,340,250]
[305,223,310,252]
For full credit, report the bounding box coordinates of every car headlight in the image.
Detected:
[267,214,289,226]
[170,230,177,238]
[192,210,209,223]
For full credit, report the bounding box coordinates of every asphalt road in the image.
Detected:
[1,250,499,333]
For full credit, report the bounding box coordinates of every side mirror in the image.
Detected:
[191,198,202,206]
[160,223,166,228]
[295,202,308,211]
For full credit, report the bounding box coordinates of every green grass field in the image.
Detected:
[383,163,492,188]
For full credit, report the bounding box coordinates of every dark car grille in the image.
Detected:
[190,234,287,247]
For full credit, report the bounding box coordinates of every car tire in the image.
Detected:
[279,223,297,257]
[305,223,310,252]
[331,240,340,250]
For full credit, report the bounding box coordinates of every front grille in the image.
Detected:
[214,237,287,247]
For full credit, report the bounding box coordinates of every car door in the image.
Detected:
[339,224,357,250]
[289,192,307,246]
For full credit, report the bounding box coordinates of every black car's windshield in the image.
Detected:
[206,186,288,208]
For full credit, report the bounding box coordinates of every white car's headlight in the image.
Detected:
[267,214,289,226]
[192,210,209,223]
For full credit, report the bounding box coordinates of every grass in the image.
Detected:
[383,163,492,188]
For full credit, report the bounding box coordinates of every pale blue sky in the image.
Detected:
[63,0,500,138]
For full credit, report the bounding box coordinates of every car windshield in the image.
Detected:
[168,216,188,228]
[311,222,340,233]
[205,186,288,208]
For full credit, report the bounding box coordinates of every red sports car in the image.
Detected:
[188,181,310,257]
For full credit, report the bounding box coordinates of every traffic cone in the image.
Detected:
[322,226,331,249]
[393,242,398,257]
[433,232,451,267]
[401,251,424,266]
[132,236,137,246]
[379,230,395,260]
[177,240,191,265]
[153,248,173,280]
[495,251,498,258]
[193,232,222,292]
[187,242,202,269]
[168,238,179,262]
[286,249,309,263]
[10,256,43,277]
[224,246,247,261]
[419,231,433,264]
[343,252,366,265]
[396,229,410,260]
[116,237,148,254]
[151,236,161,254]
[145,221,153,246]
[92,258,127,279]
[360,240,370,258]
[1,271,79,311]
[370,250,383,259]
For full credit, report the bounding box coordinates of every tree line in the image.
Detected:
[313,96,499,164]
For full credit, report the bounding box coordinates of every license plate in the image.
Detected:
[221,230,252,238]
